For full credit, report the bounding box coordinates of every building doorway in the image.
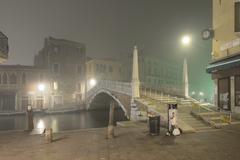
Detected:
[235,76,240,106]
[218,78,231,111]
[0,92,16,111]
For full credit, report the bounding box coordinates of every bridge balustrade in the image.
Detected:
[86,80,132,99]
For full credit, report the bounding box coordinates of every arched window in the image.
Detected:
[2,73,7,84]
[22,73,26,85]
[9,73,17,84]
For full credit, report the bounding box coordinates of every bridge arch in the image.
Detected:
[87,89,129,118]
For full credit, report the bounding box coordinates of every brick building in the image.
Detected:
[34,37,86,107]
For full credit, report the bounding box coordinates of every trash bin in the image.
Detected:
[149,115,160,136]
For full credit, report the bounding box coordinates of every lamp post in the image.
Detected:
[181,35,191,98]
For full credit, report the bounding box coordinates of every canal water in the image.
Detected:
[0,109,128,133]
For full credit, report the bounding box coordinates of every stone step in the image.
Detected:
[178,114,213,131]
[155,98,176,100]
[210,117,222,120]
[195,126,213,131]
[189,123,209,128]
[180,117,197,120]
[180,100,192,102]
[180,116,195,118]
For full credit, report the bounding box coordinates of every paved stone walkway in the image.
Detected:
[0,124,240,160]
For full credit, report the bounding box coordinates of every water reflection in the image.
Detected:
[36,119,45,133]
[0,109,128,133]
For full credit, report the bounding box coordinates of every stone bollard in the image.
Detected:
[45,128,53,143]
[107,101,115,139]
[107,125,114,139]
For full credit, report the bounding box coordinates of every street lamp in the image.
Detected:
[199,91,204,102]
[181,35,191,46]
[89,78,97,88]
[199,91,204,97]
[38,83,45,92]
[181,35,191,98]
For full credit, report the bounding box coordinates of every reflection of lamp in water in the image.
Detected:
[37,120,45,129]
[52,118,58,132]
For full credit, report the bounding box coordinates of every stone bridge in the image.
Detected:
[86,80,133,119]
[85,45,188,122]
[85,46,141,120]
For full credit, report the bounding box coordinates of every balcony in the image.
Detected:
[0,84,20,91]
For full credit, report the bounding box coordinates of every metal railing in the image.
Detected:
[189,96,215,112]
[140,85,183,98]
[220,110,232,124]
[190,99,232,126]
[140,86,179,104]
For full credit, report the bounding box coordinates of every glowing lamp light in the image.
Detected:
[37,120,45,129]
[38,84,45,92]
[199,92,204,96]
[181,35,191,46]
[89,78,97,87]
[191,91,196,95]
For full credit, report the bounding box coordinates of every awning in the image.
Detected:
[206,54,240,73]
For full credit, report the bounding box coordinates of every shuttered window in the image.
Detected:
[235,2,240,32]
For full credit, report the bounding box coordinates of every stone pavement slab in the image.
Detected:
[0,124,240,160]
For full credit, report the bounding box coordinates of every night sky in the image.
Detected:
[0,0,213,99]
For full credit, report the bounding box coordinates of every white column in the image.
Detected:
[183,58,189,98]
[132,46,140,99]
[81,80,86,102]
[107,101,115,139]
[15,92,18,111]
[230,76,235,112]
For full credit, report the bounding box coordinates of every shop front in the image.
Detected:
[218,77,230,111]
[207,55,240,113]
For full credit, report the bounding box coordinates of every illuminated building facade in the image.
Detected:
[207,0,240,113]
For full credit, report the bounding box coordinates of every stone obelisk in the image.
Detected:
[132,46,140,99]
[131,46,140,121]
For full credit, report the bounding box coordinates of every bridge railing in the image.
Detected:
[140,84,184,98]
[86,80,132,99]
